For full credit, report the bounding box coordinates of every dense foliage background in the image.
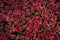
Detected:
[0,0,60,40]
